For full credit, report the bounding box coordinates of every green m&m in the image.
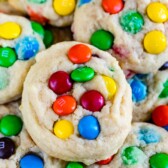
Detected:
[90,29,114,50]
[0,115,23,136]
[120,10,144,34]
[0,47,17,68]
[149,153,168,168]
[43,30,54,48]
[122,146,146,165]
[71,66,95,82]
[28,0,46,4]
[31,21,45,39]
[66,162,84,168]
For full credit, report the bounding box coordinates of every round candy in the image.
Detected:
[0,47,17,68]
[159,80,168,98]
[28,0,46,3]
[122,146,146,165]
[78,115,100,140]
[102,0,124,14]
[90,29,114,50]
[15,36,40,60]
[120,10,144,34]
[68,44,92,64]
[53,95,77,116]
[53,0,76,16]
[159,61,168,71]
[53,120,74,139]
[96,155,114,165]
[71,66,95,82]
[0,22,21,40]
[152,105,168,127]
[48,71,73,94]
[143,31,167,54]
[0,115,23,136]
[31,21,45,38]
[129,78,147,103]
[149,153,168,168]
[147,2,168,23]
[102,75,117,99]
[163,125,168,131]
[78,0,92,7]
[0,137,15,159]
[0,68,9,90]
[80,90,105,112]
[43,30,54,48]
[138,128,160,144]
[66,162,84,168]
[20,153,44,168]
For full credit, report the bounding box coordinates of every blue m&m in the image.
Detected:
[129,78,147,103]
[78,115,100,140]
[15,36,40,60]
[20,154,44,168]
[78,0,92,6]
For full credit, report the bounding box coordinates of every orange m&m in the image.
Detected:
[53,95,77,116]
[68,44,92,64]
[102,0,124,14]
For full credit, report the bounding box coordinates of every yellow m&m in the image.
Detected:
[0,22,21,40]
[53,120,74,139]
[147,2,168,23]
[53,0,75,16]
[143,31,167,54]
[102,75,117,99]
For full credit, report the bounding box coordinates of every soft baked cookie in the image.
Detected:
[21,41,132,165]
[0,13,54,104]
[0,102,65,168]
[127,70,168,121]
[73,0,168,73]
[9,0,76,27]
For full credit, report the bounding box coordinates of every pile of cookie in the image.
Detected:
[0,0,168,167]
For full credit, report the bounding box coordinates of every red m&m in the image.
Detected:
[48,71,73,94]
[102,0,124,14]
[152,105,168,126]
[53,95,77,116]
[80,90,105,112]
[97,155,114,165]
[68,44,92,64]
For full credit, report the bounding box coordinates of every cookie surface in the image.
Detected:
[9,0,76,27]
[21,41,132,165]
[0,14,48,104]
[73,0,168,73]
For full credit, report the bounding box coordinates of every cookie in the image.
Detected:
[72,0,168,73]
[21,41,132,165]
[9,0,76,27]
[0,13,54,104]
[127,70,168,121]
[0,101,64,168]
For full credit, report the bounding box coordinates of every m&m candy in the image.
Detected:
[152,105,168,127]
[78,115,100,140]
[66,162,84,168]
[48,71,73,95]
[97,155,114,165]
[120,10,144,34]
[0,47,17,68]
[122,146,146,165]
[53,95,77,116]
[159,80,168,98]
[147,2,168,23]
[15,36,40,60]
[0,137,15,159]
[20,153,44,168]
[149,153,168,168]
[68,44,92,64]
[0,115,23,136]
[0,22,21,40]
[102,0,124,14]
[80,90,105,112]
[71,67,95,82]
[90,29,114,50]
[43,30,54,48]
[53,0,75,16]
[78,0,92,6]
[28,0,46,3]
[31,21,45,38]
[143,31,167,54]
[53,120,74,139]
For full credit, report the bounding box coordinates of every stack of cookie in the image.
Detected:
[0,0,168,167]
